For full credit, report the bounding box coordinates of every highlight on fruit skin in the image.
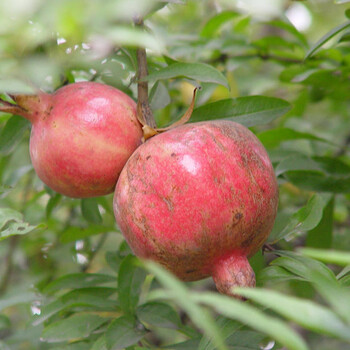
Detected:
[0,81,143,198]
[113,120,279,298]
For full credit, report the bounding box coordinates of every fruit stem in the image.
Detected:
[212,253,255,299]
[135,18,157,129]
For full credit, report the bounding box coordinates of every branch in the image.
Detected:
[134,18,156,129]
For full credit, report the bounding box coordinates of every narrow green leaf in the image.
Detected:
[268,19,308,46]
[0,115,30,156]
[105,316,146,350]
[269,194,330,243]
[305,20,350,59]
[145,62,229,89]
[145,261,228,350]
[191,96,291,126]
[81,198,102,224]
[270,251,337,284]
[166,339,201,350]
[258,265,304,284]
[200,11,238,38]
[50,343,90,350]
[275,155,322,176]
[258,128,334,149]
[137,302,180,329]
[43,273,115,293]
[118,255,147,314]
[192,292,309,350]
[236,288,350,342]
[198,316,241,350]
[46,193,62,219]
[33,287,117,326]
[41,313,107,343]
[306,195,334,248]
[91,336,108,350]
[299,248,350,266]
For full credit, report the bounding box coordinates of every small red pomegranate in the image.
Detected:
[113,120,278,297]
[0,82,142,198]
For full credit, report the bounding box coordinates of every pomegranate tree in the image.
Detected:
[113,120,278,297]
[0,82,142,198]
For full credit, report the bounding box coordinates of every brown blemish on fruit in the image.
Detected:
[146,155,151,160]
[171,153,176,157]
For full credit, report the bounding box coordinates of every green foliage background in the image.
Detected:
[0,0,350,349]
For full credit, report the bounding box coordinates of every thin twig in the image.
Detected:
[134,18,157,128]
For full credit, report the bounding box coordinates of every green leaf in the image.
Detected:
[137,302,181,329]
[33,287,117,326]
[285,170,350,193]
[0,115,30,156]
[298,248,350,266]
[258,265,304,284]
[236,288,350,342]
[145,261,228,350]
[145,62,229,89]
[200,11,238,38]
[105,316,146,350]
[306,195,334,248]
[81,198,102,224]
[191,292,309,350]
[91,336,108,350]
[46,193,62,219]
[269,194,331,243]
[118,255,147,314]
[166,339,201,350]
[268,19,308,46]
[305,20,350,59]
[257,128,333,149]
[191,96,291,126]
[0,207,41,241]
[198,316,241,350]
[0,290,37,311]
[270,251,337,284]
[275,155,323,177]
[226,330,266,349]
[43,273,115,293]
[50,343,90,350]
[41,313,107,343]
[60,225,113,243]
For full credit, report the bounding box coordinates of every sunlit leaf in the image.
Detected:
[305,20,350,59]
[191,96,291,126]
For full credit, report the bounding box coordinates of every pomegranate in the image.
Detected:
[0,82,142,198]
[113,120,278,297]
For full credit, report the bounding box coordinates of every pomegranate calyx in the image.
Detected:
[212,254,255,300]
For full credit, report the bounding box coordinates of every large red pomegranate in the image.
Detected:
[1,82,142,198]
[113,120,278,297]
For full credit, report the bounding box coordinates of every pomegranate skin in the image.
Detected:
[18,82,142,198]
[113,120,278,296]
